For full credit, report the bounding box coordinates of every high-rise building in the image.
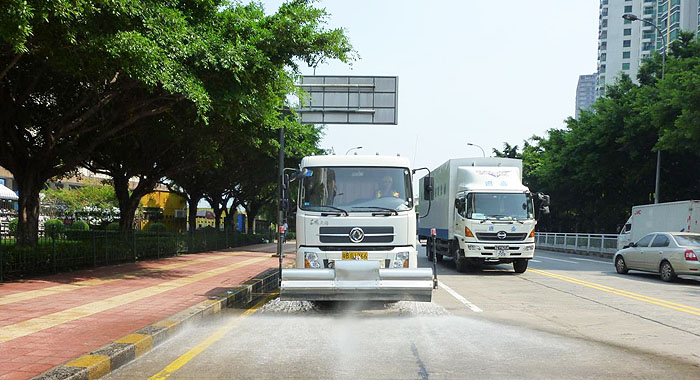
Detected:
[595,0,699,96]
[575,73,598,118]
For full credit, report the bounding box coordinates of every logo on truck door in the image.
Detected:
[497,231,507,240]
[349,227,365,243]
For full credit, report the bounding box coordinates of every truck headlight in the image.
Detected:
[524,245,534,251]
[467,244,481,251]
[305,252,322,268]
[392,251,410,268]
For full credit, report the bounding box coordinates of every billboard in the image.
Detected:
[297,76,398,125]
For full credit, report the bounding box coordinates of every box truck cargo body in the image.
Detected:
[617,200,700,250]
[418,158,537,273]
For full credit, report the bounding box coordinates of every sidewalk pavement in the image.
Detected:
[0,242,295,380]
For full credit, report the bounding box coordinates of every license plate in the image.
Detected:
[496,245,508,256]
[342,251,368,260]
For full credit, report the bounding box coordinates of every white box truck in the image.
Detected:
[617,200,700,250]
[418,158,547,273]
[281,155,435,302]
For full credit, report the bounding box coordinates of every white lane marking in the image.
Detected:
[571,257,611,264]
[536,256,578,264]
[530,259,542,263]
[439,281,483,312]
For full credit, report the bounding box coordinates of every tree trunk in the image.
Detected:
[213,207,223,231]
[112,174,150,235]
[15,173,42,246]
[187,195,200,232]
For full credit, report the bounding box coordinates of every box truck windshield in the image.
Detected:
[300,166,413,212]
[467,192,534,220]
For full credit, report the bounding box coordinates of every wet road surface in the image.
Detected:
[105,248,700,379]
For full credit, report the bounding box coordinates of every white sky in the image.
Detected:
[261,0,600,171]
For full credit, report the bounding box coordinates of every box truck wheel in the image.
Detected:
[513,259,528,273]
[454,250,469,273]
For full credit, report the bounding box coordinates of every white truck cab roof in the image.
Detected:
[301,155,412,169]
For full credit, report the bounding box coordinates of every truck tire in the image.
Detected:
[513,259,528,273]
[454,250,468,273]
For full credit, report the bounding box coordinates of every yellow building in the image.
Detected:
[139,190,186,232]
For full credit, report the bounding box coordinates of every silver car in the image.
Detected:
[614,232,700,282]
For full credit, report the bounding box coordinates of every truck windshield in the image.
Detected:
[467,192,534,220]
[300,167,412,212]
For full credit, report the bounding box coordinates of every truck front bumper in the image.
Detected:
[461,242,535,260]
[281,260,433,302]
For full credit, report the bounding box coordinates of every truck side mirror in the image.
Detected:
[423,177,434,201]
[536,193,550,215]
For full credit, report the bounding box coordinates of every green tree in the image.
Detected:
[1,0,353,246]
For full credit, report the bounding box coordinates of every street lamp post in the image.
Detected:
[345,146,362,155]
[623,13,666,204]
[466,142,485,157]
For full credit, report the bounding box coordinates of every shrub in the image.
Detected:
[106,222,120,231]
[144,222,166,232]
[8,218,18,236]
[70,220,90,231]
[44,219,65,238]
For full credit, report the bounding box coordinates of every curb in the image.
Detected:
[33,268,280,380]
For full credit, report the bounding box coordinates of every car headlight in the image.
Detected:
[392,251,410,268]
[305,252,322,268]
[467,244,481,251]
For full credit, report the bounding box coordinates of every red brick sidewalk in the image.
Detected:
[0,243,293,380]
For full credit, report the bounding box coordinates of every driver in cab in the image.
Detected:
[376,175,400,198]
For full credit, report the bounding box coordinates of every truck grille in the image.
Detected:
[475,232,528,242]
[318,226,394,243]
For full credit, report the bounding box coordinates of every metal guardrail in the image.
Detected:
[535,232,619,255]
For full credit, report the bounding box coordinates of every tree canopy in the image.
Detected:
[503,33,700,233]
[1,0,353,245]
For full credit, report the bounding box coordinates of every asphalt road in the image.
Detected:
[105,248,700,379]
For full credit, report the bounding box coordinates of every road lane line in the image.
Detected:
[571,257,610,264]
[0,256,271,343]
[536,256,578,264]
[530,269,700,317]
[439,281,483,312]
[530,259,542,263]
[0,252,255,306]
[148,293,278,380]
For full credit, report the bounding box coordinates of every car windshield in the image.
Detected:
[467,192,534,220]
[299,166,412,211]
[673,235,700,246]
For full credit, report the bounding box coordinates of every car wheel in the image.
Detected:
[615,256,628,274]
[659,261,677,282]
[513,259,528,273]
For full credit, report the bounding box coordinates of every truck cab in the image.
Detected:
[280,155,434,302]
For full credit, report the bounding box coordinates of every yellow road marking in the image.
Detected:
[148,293,277,380]
[0,256,271,343]
[530,269,700,317]
[0,252,254,306]
[66,354,111,380]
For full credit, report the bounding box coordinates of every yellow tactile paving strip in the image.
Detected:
[0,256,270,343]
[0,251,254,306]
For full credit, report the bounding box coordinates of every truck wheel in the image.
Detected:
[454,250,469,272]
[513,259,528,273]
[615,256,628,274]
[659,261,677,282]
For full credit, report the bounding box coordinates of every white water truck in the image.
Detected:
[280,155,436,302]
